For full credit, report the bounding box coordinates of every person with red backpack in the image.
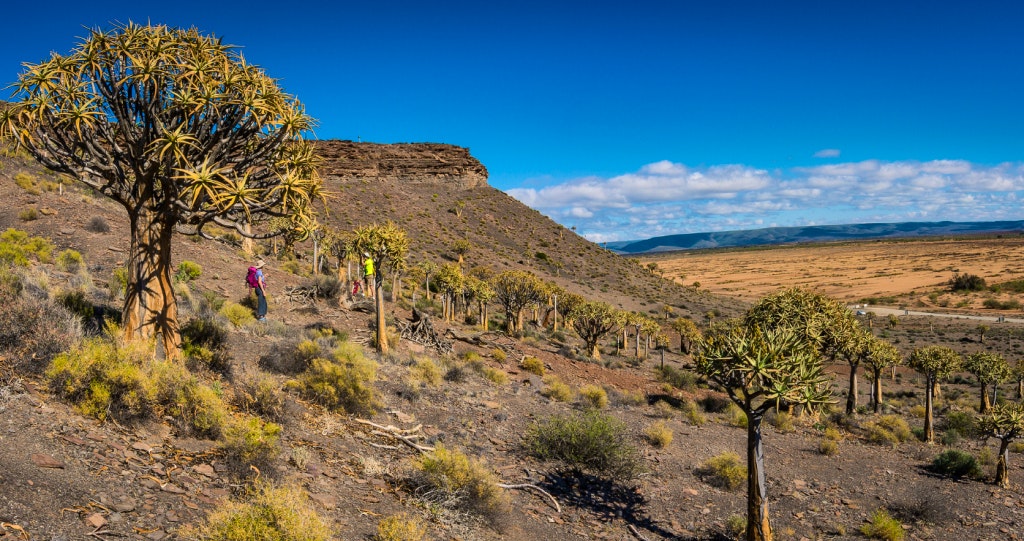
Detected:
[246,260,268,321]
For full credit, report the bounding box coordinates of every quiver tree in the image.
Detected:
[491,270,544,334]
[347,222,408,354]
[839,328,873,415]
[0,22,324,359]
[978,403,1024,488]
[670,316,701,354]
[908,345,962,443]
[696,321,831,541]
[744,288,860,416]
[464,275,494,330]
[451,239,471,265]
[418,260,437,301]
[640,316,661,359]
[1014,360,1024,399]
[554,290,586,330]
[569,301,623,360]
[863,336,902,413]
[434,263,464,322]
[964,351,1011,414]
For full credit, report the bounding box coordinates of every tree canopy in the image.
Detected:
[0,22,324,358]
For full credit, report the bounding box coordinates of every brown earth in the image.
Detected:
[1,144,1023,541]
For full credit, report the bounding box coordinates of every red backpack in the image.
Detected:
[246,267,260,289]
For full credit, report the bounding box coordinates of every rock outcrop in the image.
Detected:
[313,140,488,189]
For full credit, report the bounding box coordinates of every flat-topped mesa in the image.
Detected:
[313,140,489,189]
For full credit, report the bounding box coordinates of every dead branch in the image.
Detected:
[355,418,434,454]
[497,483,561,513]
[398,308,453,354]
[627,524,651,541]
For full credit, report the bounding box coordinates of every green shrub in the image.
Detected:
[540,375,573,402]
[109,267,128,300]
[376,513,428,541]
[175,260,202,283]
[520,356,544,376]
[182,482,331,540]
[525,411,642,479]
[410,444,509,527]
[860,508,905,541]
[695,452,746,490]
[0,228,55,266]
[654,364,697,390]
[682,400,707,426]
[46,338,153,421]
[579,384,608,409]
[55,289,94,323]
[86,216,110,233]
[948,272,986,292]
[929,449,982,479]
[943,410,976,437]
[482,366,508,385]
[490,348,507,364]
[767,410,794,432]
[726,514,747,536]
[18,208,38,221]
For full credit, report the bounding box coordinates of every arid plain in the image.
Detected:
[645,235,1024,308]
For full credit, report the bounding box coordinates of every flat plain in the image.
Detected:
[646,235,1024,307]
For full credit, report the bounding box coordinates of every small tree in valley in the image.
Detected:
[964,351,1011,414]
[908,346,961,443]
[863,336,902,413]
[696,320,831,541]
[978,403,1024,488]
[569,301,623,360]
[491,270,545,334]
[670,317,701,354]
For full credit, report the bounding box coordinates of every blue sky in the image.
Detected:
[3,1,1024,242]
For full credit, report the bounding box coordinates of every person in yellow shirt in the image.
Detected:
[362,253,375,296]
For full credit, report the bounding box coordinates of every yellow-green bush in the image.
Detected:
[0,228,55,266]
[696,452,746,490]
[520,356,544,376]
[860,508,904,541]
[579,384,608,409]
[410,444,508,526]
[219,415,282,473]
[482,366,508,385]
[767,410,794,432]
[682,400,707,426]
[18,208,38,222]
[866,415,912,445]
[525,411,643,479]
[293,342,379,415]
[233,374,285,421]
[220,301,255,328]
[644,421,673,448]
[14,172,40,195]
[180,482,331,540]
[46,338,153,421]
[540,375,573,402]
[725,403,748,428]
[55,249,84,274]
[409,356,442,387]
[376,513,428,541]
[819,438,839,456]
[490,348,507,364]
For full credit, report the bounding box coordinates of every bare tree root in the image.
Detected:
[496,483,561,513]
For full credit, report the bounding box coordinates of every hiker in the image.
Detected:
[247,259,268,321]
[362,252,375,297]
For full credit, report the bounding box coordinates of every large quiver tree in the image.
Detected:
[0,22,323,359]
[348,222,409,354]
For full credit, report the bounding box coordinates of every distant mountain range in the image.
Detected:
[606,220,1024,254]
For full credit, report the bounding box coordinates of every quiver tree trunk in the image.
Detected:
[123,209,180,360]
[924,376,936,443]
[872,370,884,413]
[979,383,991,414]
[375,276,388,354]
[995,438,1011,488]
[846,363,859,415]
[746,412,772,541]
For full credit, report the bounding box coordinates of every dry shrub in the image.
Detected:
[409,356,442,387]
[220,415,282,475]
[540,375,573,402]
[520,356,544,376]
[376,513,428,541]
[579,384,608,409]
[232,372,285,421]
[866,415,912,445]
[695,452,746,491]
[525,410,643,479]
[644,421,673,448]
[181,481,331,540]
[291,342,379,415]
[860,508,905,541]
[409,444,509,529]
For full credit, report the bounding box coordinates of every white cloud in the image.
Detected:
[813,148,841,158]
[505,159,1024,242]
